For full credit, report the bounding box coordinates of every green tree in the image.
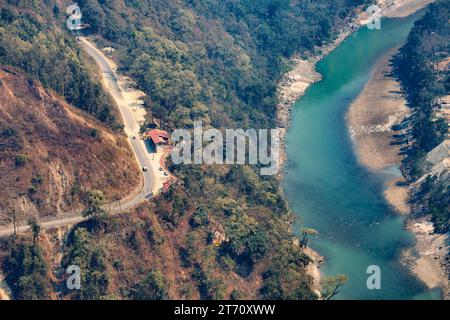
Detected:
[130,271,169,300]
[3,241,50,299]
[320,275,348,300]
[82,190,107,220]
[62,227,109,299]
[27,218,41,254]
[189,207,209,228]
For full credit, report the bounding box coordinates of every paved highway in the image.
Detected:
[78,37,154,205]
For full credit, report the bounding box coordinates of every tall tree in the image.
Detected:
[82,190,108,220]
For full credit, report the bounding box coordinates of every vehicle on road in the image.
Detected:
[145,193,153,199]
[142,166,148,172]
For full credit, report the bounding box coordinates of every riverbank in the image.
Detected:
[401,219,450,298]
[379,0,434,18]
[346,36,449,298]
[277,0,433,172]
[276,19,358,171]
[359,0,435,26]
[346,47,410,213]
[277,1,437,297]
[303,246,324,298]
[0,273,10,300]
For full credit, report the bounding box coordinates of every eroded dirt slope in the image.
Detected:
[0,66,140,224]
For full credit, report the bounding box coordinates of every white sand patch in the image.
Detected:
[360,0,435,24]
[347,47,409,171]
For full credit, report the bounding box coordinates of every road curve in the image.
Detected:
[0,38,154,238]
[79,37,154,205]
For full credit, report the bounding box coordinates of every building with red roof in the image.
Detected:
[143,129,170,152]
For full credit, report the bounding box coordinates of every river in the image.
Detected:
[283,11,442,300]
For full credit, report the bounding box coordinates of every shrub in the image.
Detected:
[15,155,27,167]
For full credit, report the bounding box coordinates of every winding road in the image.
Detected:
[0,37,154,238]
[79,37,155,204]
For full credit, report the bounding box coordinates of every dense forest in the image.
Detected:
[0,1,120,127]
[71,0,371,300]
[77,0,370,129]
[393,0,449,232]
[1,0,371,299]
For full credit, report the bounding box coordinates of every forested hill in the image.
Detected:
[65,0,370,300]
[0,1,120,128]
[393,0,449,233]
[77,0,370,128]
[1,0,370,300]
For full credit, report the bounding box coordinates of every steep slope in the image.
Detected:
[0,66,140,224]
[0,1,120,127]
[393,0,449,231]
[1,0,371,300]
[392,0,449,297]
[420,140,450,185]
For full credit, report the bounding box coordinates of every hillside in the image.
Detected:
[0,0,371,300]
[392,0,449,297]
[0,1,121,127]
[77,0,371,129]
[0,66,140,224]
[393,0,449,232]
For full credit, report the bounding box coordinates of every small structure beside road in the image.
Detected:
[142,128,175,194]
[143,129,170,153]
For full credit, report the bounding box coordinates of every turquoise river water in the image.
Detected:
[283,12,442,300]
